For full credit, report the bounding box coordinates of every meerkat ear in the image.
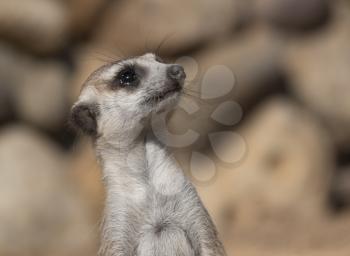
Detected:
[70,103,99,136]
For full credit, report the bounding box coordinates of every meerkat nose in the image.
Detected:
[167,65,186,82]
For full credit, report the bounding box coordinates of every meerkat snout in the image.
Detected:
[167,64,186,82]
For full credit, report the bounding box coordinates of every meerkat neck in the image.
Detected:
[96,132,148,196]
[96,134,148,256]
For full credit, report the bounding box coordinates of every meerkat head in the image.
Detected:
[71,53,186,138]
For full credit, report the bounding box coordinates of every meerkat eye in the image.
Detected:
[116,66,139,87]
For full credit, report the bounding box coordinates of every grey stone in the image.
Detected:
[255,0,330,30]
[93,0,244,56]
[198,98,335,231]
[285,3,350,149]
[0,0,69,54]
[0,44,70,130]
[0,125,97,256]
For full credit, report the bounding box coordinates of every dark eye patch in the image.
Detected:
[118,66,137,85]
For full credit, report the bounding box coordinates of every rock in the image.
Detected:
[0,44,21,121]
[285,3,350,149]
[0,125,97,256]
[0,78,12,122]
[254,0,330,31]
[69,139,105,218]
[0,0,69,54]
[93,0,244,56]
[197,98,335,232]
[65,0,109,36]
[0,75,12,123]
[0,43,70,130]
[14,61,70,130]
[167,28,285,150]
[330,166,350,210]
[195,28,284,108]
[228,213,350,256]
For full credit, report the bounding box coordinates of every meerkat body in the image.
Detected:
[71,53,226,256]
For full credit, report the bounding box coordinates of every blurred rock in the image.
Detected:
[94,0,243,56]
[0,44,21,121]
[0,77,12,122]
[65,0,109,36]
[0,44,70,130]
[0,73,12,122]
[14,62,70,131]
[195,28,284,108]
[254,0,330,31]
[0,0,69,54]
[0,125,97,256]
[197,98,334,232]
[285,3,350,149]
[69,139,105,218]
[228,213,350,256]
[168,28,285,149]
[330,166,350,210]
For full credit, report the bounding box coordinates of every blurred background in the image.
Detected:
[1,0,350,255]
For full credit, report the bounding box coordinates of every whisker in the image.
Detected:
[108,40,127,59]
[183,87,200,94]
[144,30,152,54]
[183,81,217,99]
[181,91,211,106]
[93,51,120,63]
[184,79,202,86]
[79,56,110,64]
[154,33,175,56]
[78,48,117,64]
[98,47,123,59]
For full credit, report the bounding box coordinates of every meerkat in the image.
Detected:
[71,53,226,256]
